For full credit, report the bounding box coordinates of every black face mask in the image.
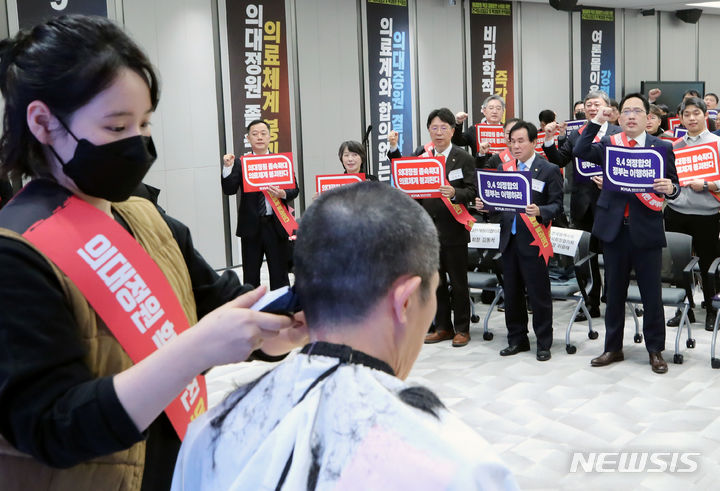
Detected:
[575,111,586,120]
[49,120,157,202]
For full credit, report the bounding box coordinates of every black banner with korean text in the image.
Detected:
[580,8,615,99]
[469,1,514,121]
[16,0,107,30]
[366,0,413,183]
[226,0,292,154]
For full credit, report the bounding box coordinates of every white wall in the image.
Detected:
[123,0,226,268]
[295,0,364,202]
[415,1,465,130]
[518,2,571,122]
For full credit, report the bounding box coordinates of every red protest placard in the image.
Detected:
[391,156,446,198]
[535,131,558,158]
[667,117,681,131]
[475,124,506,153]
[315,173,365,194]
[673,141,720,185]
[242,153,295,192]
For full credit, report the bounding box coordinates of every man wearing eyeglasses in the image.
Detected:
[388,108,477,347]
[541,90,622,322]
[452,95,506,169]
[574,93,680,374]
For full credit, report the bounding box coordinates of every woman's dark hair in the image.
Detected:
[337,140,367,173]
[0,15,160,179]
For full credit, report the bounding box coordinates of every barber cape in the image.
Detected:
[171,342,517,491]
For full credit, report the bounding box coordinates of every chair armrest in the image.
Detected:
[709,256,720,283]
[573,252,596,301]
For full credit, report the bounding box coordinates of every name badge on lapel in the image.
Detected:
[448,168,463,181]
[532,179,546,192]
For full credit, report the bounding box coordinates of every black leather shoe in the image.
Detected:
[705,310,717,332]
[591,351,624,367]
[649,352,668,374]
[500,342,531,356]
[536,349,551,361]
[574,306,601,322]
[667,309,694,327]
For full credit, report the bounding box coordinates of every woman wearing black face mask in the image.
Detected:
[0,15,307,491]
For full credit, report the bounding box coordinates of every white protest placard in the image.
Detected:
[469,223,501,249]
[550,227,584,257]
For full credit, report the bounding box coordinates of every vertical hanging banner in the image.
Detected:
[469,2,514,121]
[366,0,413,183]
[225,1,292,154]
[13,0,107,30]
[580,8,615,99]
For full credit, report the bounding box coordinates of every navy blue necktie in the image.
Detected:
[511,162,526,235]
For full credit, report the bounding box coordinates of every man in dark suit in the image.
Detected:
[387,108,477,347]
[452,95,505,169]
[541,90,622,320]
[476,121,563,360]
[574,93,680,374]
[222,119,299,289]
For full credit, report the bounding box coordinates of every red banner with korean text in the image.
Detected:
[469,1,514,120]
[475,124,506,153]
[225,0,291,154]
[315,174,366,194]
[673,141,720,185]
[22,196,206,440]
[241,153,296,192]
[391,156,446,198]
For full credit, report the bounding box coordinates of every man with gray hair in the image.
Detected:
[171,182,517,490]
[453,94,506,169]
[541,90,622,321]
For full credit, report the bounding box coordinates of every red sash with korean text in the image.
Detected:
[501,160,553,264]
[609,132,664,211]
[22,195,206,440]
[263,191,299,238]
[421,143,476,231]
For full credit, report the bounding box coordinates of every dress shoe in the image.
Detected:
[590,351,624,367]
[424,330,454,344]
[536,349,551,361]
[667,309,694,327]
[705,309,717,332]
[649,352,668,374]
[499,341,531,356]
[452,332,470,347]
[573,306,601,322]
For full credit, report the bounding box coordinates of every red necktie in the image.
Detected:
[623,140,638,217]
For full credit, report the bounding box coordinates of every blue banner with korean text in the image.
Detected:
[580,8,615,99]
[604,146,665,193]
[366,0,413,183]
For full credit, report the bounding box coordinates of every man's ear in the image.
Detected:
[26,100,61,145]
[391,276,422,326]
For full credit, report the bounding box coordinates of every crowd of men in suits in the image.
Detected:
[215,88,720,375]
[383,89,720,374]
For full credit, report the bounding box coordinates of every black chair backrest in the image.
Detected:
[662,231,693,284]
